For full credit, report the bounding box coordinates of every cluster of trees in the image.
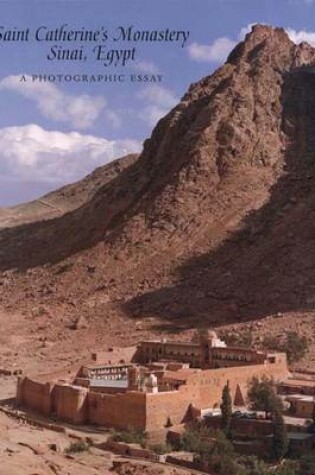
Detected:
[220,377,288,461]
[181,423,249,475]
[111,377,314,475]
[181,422,314,475]
[179,376,315,474]
[220,330,254,348]
[262,332,309,364]
[220,330,309,365]
[181,421,315,475]
[247,377,288,461]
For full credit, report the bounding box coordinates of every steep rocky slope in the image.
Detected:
[1,25,315,358]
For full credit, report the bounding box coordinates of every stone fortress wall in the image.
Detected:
[144,360,288,431]
[16,355,288,432]
[88,391,147,430]
[16,377,52,417]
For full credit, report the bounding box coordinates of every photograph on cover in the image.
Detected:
[0,0,314,473]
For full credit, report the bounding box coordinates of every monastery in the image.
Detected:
[16,330,289,434]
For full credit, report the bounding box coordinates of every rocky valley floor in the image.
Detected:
[0,410,197,475]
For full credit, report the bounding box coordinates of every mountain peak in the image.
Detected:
[2,24,315,340]
[227,24,292,65]
[247,24,289,42]
[228,23,315,69]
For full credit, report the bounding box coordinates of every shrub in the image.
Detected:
[64,440,89,454]
[149,443,172,455]
[111,427,147,447]
[237,455,270,475]
[274,460,301,475]
[221,330,254,348]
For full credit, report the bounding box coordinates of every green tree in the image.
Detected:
[284,332,309,364]
[191,327,209,343]
[272,408,288,461]
[300,454,315,475]
[181,423,242,475]
[222,330,253,348]
[181,421,212,460]
[220,380,233,437]
[247,376,283,417]
[262,335,280,352]
[201,429,242,475]
[263,332,309,365]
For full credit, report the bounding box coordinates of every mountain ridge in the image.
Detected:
[0,153,138,229]
[1,25,315,360]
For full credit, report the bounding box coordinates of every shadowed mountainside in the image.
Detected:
[126,62,315,325]
[1,25,315,331]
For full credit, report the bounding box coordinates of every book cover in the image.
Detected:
[0,0,314,473]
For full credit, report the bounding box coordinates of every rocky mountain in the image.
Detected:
[1,24,315,345]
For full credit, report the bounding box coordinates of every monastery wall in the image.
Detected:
[146,359,288,432]
[145,385,199,432]
[197,359,289,409]
[53,384,89,424]
[16,356,288,432]
[17,377,52,417]
[88,391,147,430]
